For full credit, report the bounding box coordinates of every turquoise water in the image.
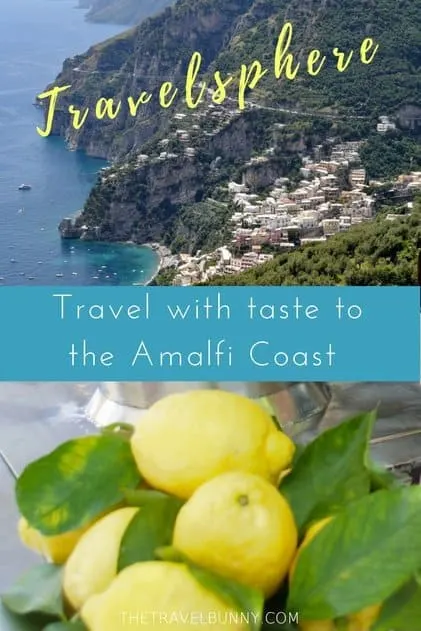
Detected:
[0,0,159,285]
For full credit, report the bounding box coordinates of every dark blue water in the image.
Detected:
[0,0,159,285]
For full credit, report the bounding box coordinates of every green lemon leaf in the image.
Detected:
[188,563,264,631]
[280,410,376,532]
[100,422,134,439]
[1,564,64,618]
[262,620,297,631]
[16,435,140,535]
[123,488,175,506]
[155,545,185,562]
[0,604,44,631]
[372,577,421,631]
[118,493,184,571]
[367,460,406,491]
[288,486,421,620]
[44,621,87,631]
[291,443,306,467]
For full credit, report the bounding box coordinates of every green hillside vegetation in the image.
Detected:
[49,0,421,255]
[201,199,421,286]
[61,0,421,144]
[212,0,421,115]
[169,200,233,254]
[361,132,421,180]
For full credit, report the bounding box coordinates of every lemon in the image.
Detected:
[81,561,249,631]
[299,608,381,631]
[289,516,333,580]
[130,389,295,499]
[278,468,292,483]
[292,518,381,631]
[173,471,298,597]
[346,605,382,631]
[18,517,90,565]
[63,507,138,612]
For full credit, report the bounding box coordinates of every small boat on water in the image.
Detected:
[10,259,16,263]
[28,276,35,280]
[71,272,78,276]
[56,273,64,278]
[18,184,31,191]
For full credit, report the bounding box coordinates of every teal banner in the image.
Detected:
[0,286,419,381]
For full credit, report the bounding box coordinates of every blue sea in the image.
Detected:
[0,0,159,285]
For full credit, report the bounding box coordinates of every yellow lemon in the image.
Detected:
[290,516,334,580]
[173,471,298,597]
[278,468,292,484]
[347,605,382,631]
[81,561,249,631]
[18,517,90,565]
[293,518,381,631]
[299,607,381,631]
[130,389,295,499]
[63,507,138,612]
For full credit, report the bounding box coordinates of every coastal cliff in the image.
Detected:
[71,154,206,243]
[60,107,313,247]
[46,0,420,254]
[40,0,254,159]
[78,0,175,24]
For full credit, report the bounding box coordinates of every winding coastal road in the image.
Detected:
[69,65,370,122]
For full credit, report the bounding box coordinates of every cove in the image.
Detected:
[0,0,158,286]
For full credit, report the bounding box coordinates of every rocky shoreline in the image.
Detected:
[142,243,178,268]
[142,242,179,285]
